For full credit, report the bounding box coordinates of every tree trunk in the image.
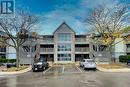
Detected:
[16,47,20,68]
[108,45,113,63]
[109,50,113,63]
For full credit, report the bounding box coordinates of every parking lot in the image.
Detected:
[44,65,97,75]
[1,65,130,87]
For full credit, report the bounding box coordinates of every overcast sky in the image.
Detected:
[16,0,130,35]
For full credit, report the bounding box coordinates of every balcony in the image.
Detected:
[38,39,54,44]
[75,47,89,53]
[40,48,54,54]
[75,38,89,44]
[126,48,130,52]
[0,48,6,53]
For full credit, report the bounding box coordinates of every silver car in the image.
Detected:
[80,59,96,70]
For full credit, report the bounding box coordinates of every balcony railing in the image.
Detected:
[75,48,89,52]
[126,48,130,52]
[75,38,86,42]
[75,38,89,44]
[40,48,54,52]
[38,39,54,44]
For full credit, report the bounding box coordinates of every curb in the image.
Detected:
[0,66,31,75]
[97,67,130,72]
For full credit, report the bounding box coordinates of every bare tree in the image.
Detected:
[0,10,39,68]
[86,4,129,62]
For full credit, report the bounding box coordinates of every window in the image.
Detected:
[57,54,71,61]
[58,44,71,51]
[58,33,71,41]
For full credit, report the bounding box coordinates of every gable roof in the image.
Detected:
[53,22,75,34]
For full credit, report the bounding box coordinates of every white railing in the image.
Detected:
[75,38,86,42]
[126,48,130,52]
[40,48,54,52]
[75,48,89,52]
[38,39,54,44]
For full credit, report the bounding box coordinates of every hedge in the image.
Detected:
[0,58,16,63]
[119,55,130,63]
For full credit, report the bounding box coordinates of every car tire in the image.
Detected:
[93,68,97,71]
[83,65,85,70]
[80,65,82,67]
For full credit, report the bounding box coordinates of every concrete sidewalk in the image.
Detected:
[0,66,31,75]
[97,66,130,72]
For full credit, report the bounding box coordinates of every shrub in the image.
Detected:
[0,58,16,63]
[119,55,130,63]
[0,58,7,63]
[8,59,16,63]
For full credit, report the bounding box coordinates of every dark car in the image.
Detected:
[127,60,130,66]
[32,59,49,72]
[6,63,16,68]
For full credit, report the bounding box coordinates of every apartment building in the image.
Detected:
[0,31,6,59]
[0,22,130,64]
[37,22,92,63]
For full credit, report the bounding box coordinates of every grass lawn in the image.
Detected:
[2,66,28,72]
[98,63,126,69]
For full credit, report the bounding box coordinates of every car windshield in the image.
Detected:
[39,58,46,62]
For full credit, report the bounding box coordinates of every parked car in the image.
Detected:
[32,59,49,72]
[6,63,16,68]
[80,59,96,70]
[127,60,130,66]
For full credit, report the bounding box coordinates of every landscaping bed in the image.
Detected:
[97,63,126,69]
[1,66,28,72]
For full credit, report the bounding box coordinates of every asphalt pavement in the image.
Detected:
[0,65,130,87]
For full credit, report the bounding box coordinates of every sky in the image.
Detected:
[16,0,130,35]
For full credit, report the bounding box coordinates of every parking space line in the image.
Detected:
[43,66,52,74]
[76,66,83,73]
[62,66,65,73]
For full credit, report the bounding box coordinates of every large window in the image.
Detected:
[58,33,71,41]
[58,44,71,51]
[57,54,71,61]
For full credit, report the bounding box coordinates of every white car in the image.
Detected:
[80,59,96,70]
